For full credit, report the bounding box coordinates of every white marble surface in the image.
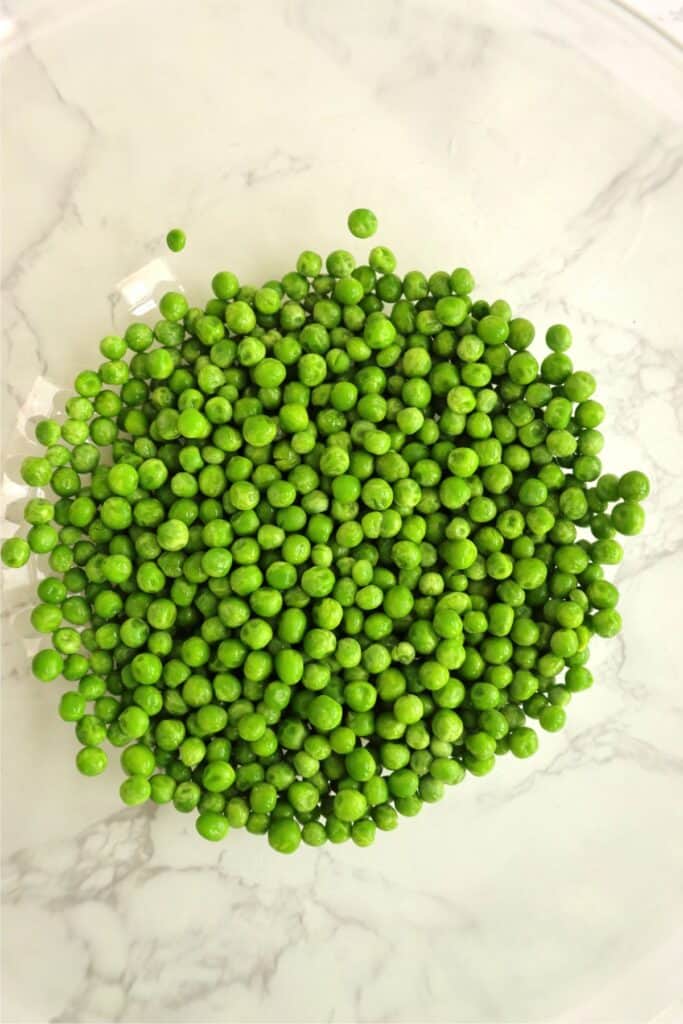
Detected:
[632,0,683,40]
[2,1,683,1022]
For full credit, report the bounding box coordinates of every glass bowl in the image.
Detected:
[2,1,682,1021]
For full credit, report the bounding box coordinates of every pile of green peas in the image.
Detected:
[1,208,649,852]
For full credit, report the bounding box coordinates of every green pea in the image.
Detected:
[76,747,108,776]
[347,208,378,239]
[1,537,30,568]
[166,228,186,252]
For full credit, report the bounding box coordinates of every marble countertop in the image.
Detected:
[2,1,682,1022]
[635,0,683,41]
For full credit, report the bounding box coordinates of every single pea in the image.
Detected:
[21,456,53,487]
[59,691,86,722]
[119,706,150,740]
[539,706,567,732]
[27,524,59,553]
[268,818,301,854]
[509,727,539,758]
[196,812,229,841]
[334,789,368,822]
[366,245,395,274]
[433,295,466,328]
[617,470,649,502]
[159,290,189,322]
[32,649,64,682]
[150,775,176,804]
[202,760,236,793]
[76,747,108,776]
[611,501,645,536]
[1,537,30,568]
[226,300,257,335]
[166,228,186,252]
[546,324,572,351]
[35,418,62,445]
[347,207,378,239]
[592,608,622,638]
[120,775,152,806]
